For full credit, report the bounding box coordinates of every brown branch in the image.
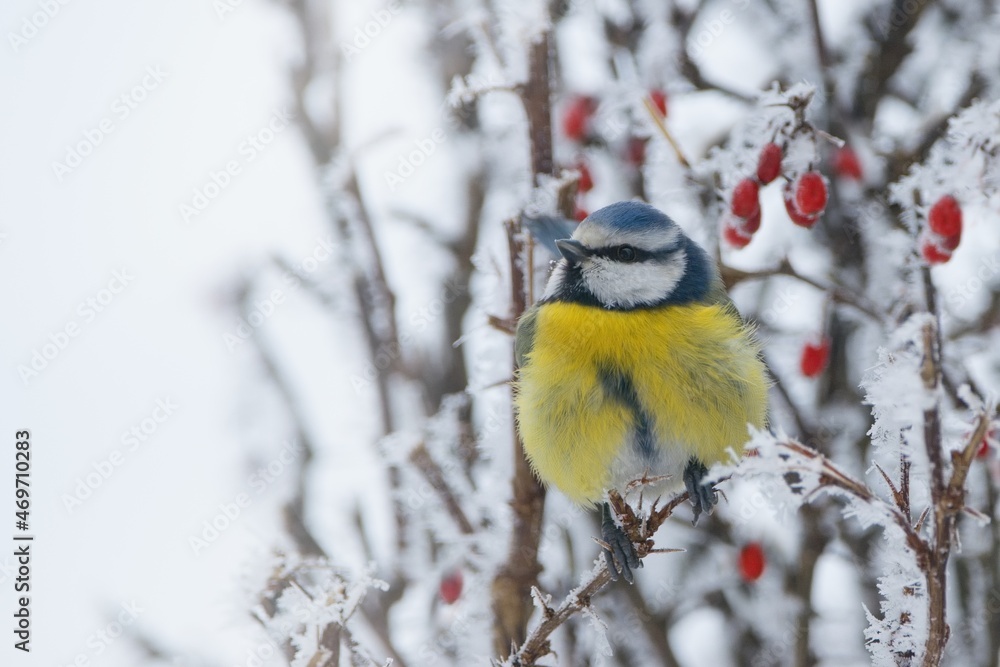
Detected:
[492,28,556,658]
[318,623,342,667]
[920,269,951,667]
[669,5,755,104]
[240,286,329,560]
[509,489,690,666]
[514,568,614,665]
[272,256,338,309]
[768,355,829,667]
[768,261,990,666]
[244,283,408,665]
[803,0,843,136]
[983,460,1000,663]
[721,261,886,323]
[621,583,681,667]
[522,33,554,183]
[409,443,476,535]
[257,529,409,667]
[793,505,826,667]
[344,170,402,371]
[642,97,691,169]
[886,74,985,183]
[765,440,927,558]
[854,0,936,121]
[899,453,913,521]
[285,0,338,165]
[805,0,830,72]
[768,362,816,445]
[283,0,413,564]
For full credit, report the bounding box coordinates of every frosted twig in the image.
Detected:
[642,97,690,170]
[506,487,692,666]
[408,442,476,535]
[720,260,885,324]
[492,29,554,658]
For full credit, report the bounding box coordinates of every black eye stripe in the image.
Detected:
[590,244,676,262]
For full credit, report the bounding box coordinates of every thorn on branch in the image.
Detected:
[504,485,691,665]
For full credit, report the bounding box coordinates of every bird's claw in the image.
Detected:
[601,502,641,583]
[683,458,717,525]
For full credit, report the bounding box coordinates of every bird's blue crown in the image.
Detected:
[585,201,678,234]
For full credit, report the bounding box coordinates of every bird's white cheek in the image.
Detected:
[584,261,684,308]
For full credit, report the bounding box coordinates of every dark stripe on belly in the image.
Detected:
[597,367,656,460]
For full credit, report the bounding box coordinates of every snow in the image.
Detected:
[4,0,1000,664]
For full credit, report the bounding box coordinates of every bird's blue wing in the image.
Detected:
[523,215,577,257]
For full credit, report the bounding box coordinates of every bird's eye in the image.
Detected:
[616,245,637,262]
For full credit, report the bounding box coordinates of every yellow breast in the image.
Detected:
[514,301,768,504]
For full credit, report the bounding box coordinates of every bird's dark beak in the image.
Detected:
[555,239,589,265]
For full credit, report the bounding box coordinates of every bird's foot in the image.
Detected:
[600,502,641,583]
[683,458,717,525]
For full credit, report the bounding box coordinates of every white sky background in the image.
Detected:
[1,1,334,664]
[0,0,900,665]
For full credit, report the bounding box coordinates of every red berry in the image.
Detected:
[626,136,647,166]
[576,161,594,193]
[757,143,782,185]
[783,184,820,228]
[794,172,828,216]
[833,146,863,180]
[738,542,766,582]
[562,96,596,141]
[574,206,589,222]
[976,438,990,459]
[928,195,962,238]
[650,89,668,117]
[723,223,753,248]
[921,237,953,265]
[439,571,463,604]
[731,178,760,218]
[741,207,762,234]
[938,231,961,252]
[800,336,830,378]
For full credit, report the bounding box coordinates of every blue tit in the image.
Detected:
[513,201,768,581]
